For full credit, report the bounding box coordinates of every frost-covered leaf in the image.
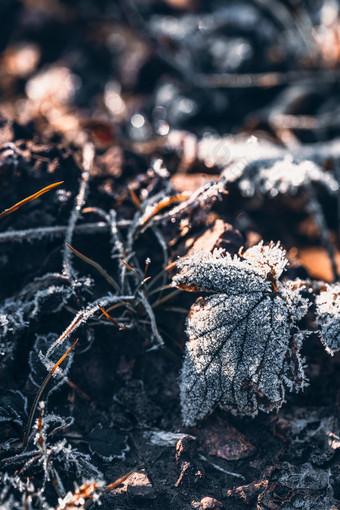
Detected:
[197,135,340,197]
[0,273,78,344]
[229,156,339,198]
[315,283,340,355]
[173,242,309,425]
[0,390,27,427]
[87,425,129,461]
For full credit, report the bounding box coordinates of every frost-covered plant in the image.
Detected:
[173,241,340,426]
[226,155,339,198]
[315,283,340,355]
[173,242,310,425]
[0,402,103,509]
[28,333,75,400]
[0,473,53,510]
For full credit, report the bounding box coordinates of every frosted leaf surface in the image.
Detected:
[315,283,340,355]
[173,242,309,426]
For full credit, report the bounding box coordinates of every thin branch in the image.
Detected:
[137,290,164,347]
[0,220,132,244]
[63,143,94,281]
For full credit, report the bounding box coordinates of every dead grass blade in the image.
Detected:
[22,339,78,449]
[98,305,126,330]
[83,470,136,509]
[141,193,190,226]
[0,181,63,219]
[120,258,142,281]
[99,301,131,317]
[128,185,141,209]
[66,243,121,292]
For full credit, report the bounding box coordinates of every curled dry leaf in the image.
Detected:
[173,242,310,426]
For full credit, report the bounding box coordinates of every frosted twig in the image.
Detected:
[198,454,245,480]
[83,207,126,258]
[0,219,131,244]
[126,184,173,252]
[139,179,225,232]
[83,207,127,286]
[194,135,340,172]
[46,294,135,358]
[63,142,94,281]
[137,290,164,347]
[108,209,125,259]
[147,227,169,299]
[108,209,128,291]
[335,162,340,234]
[0,222,109,243]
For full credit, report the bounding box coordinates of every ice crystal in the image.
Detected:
[315,283,340,355]
[173,242,309,425]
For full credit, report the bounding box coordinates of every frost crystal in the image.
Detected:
[173,242,309,426]
[315,283,340,355]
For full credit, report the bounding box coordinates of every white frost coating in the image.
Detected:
[197,134,340,174]
[46,293,134,358]
[232,156,339,197]
[196,135,339,196]
[315,283,340,355]
[173,242,310,426]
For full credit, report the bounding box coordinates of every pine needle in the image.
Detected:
[0,181,63,219]
[22,339,78,449]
